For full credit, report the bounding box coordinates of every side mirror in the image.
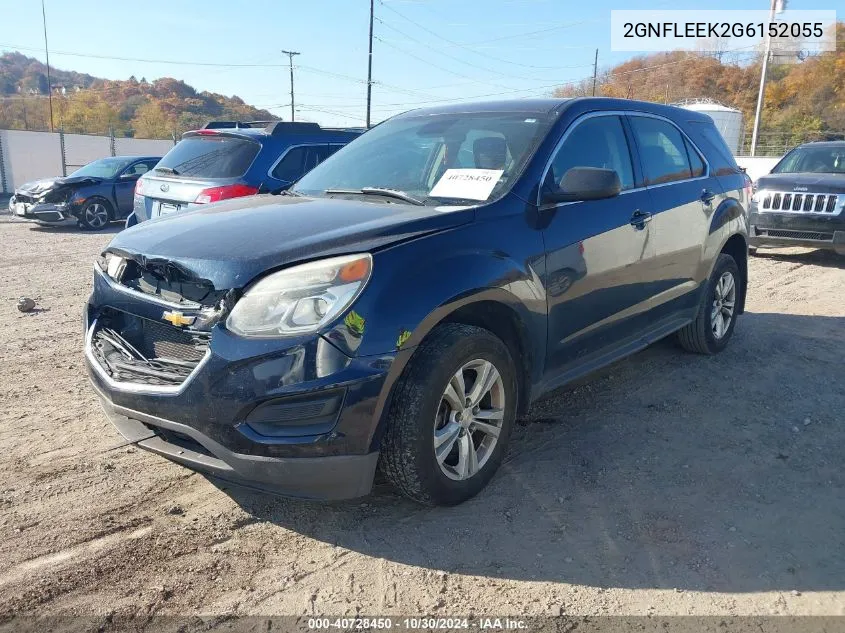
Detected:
[119,172,140,180]
[542,167,621,204]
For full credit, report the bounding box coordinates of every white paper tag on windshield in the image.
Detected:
[429,169,504,201]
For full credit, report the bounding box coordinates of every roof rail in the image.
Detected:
[202,120,279,130]
[264,121,322,136]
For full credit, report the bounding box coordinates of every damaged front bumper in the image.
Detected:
[84,264,395,500]
[9,197,79,226]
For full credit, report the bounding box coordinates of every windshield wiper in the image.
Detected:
[324,187,424,206]
[154,166,179,175]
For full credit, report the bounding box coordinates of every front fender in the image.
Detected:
[323,215,547,368]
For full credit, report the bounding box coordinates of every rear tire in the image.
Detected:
[380,323,517,506]
[78,199,112,231]
[677,253,741,355]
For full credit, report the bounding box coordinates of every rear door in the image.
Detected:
[541,114,661,375]
[268,144,341,187]
[626,114,723,319]
[140,133,260,219]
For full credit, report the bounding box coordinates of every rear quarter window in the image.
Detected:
[158,136,260,178]
[685,121,740,176]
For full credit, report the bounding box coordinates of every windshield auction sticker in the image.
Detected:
[610,10,837,53]
[429,169,504,201]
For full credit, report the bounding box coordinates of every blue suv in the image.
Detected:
[127,121,362,226]
[86,98,749,506]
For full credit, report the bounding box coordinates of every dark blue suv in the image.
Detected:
[86,98,749,506]
[127,121,362,226]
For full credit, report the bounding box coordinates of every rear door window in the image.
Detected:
[685,138,706,177]
[271,146,323,182]
[157,136,259,179]
[629,116,692,185]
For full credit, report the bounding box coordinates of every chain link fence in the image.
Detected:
[739,130,845,157]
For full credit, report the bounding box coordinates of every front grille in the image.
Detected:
[760,191,842,215]
[762,229,834,241]
[90,309,210,387]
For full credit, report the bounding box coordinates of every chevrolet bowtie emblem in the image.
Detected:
[162,311,195,327]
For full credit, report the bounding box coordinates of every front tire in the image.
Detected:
[78,199,111,231]
[677,253,741,355]
[380,324,517,506]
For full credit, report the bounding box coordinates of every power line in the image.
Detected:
[375,18,593,82]
[374,37,514,90]
[377,0,591,71]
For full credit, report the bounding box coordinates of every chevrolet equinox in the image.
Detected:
[85,98,750,506]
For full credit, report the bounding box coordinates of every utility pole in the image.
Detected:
[366,0,374,128]
[751,0,785,156]
[591,49,598,96]
[281,50,300,122]
[41,0,54,132]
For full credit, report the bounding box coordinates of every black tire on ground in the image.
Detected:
[78,198,112,231]
[379,323,517,506]
[677,253,741,355]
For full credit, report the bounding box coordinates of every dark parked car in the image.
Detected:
[9,156,161,230]
[127,121,363,226]
[749,141,845,255]
[85,98,749,506]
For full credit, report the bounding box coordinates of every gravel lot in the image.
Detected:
[0,214,843,621]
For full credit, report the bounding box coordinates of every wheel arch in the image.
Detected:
[83,195,115,219]
[367,291,539,453]
[719,233,748,314]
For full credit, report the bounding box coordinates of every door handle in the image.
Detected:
[701,189,716,205]
[629,210,652,229]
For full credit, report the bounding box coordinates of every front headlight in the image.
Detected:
[226,254,372,337]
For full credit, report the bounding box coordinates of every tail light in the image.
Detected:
[194,184,259,204]
[134,178,145,196]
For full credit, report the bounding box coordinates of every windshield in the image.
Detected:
[772,145,845,174]
[293,111,556,205]
[70,157,136,179]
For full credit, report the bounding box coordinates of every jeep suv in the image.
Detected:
[85,98,749,506]
[749,141,845,255]
[127,121,362,226]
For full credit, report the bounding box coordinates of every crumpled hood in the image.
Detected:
[106,194,474,289]
[757,172,845,194]
[16,175,103,196]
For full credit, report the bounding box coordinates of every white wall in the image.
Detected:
[0,130,63,190]
[735,156,781,182]
[0,129,174,191]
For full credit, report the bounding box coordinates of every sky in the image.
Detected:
[0,0,838,127]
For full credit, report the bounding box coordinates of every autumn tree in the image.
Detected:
[131,100,174,138]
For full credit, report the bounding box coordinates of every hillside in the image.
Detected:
[0,52,278,138]
[554,22,845,152]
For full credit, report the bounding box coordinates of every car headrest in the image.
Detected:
[473,137,507,170]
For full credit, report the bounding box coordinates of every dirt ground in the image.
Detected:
[0,214,843,622]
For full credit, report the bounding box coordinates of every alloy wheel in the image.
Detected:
[711,271,736,339]
[433,358,505,481]
[85,203,109,229]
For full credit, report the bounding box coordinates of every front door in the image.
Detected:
[115,160,155,218]
[541,114,659,376]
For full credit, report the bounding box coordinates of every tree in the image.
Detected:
[132,101,173,139]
